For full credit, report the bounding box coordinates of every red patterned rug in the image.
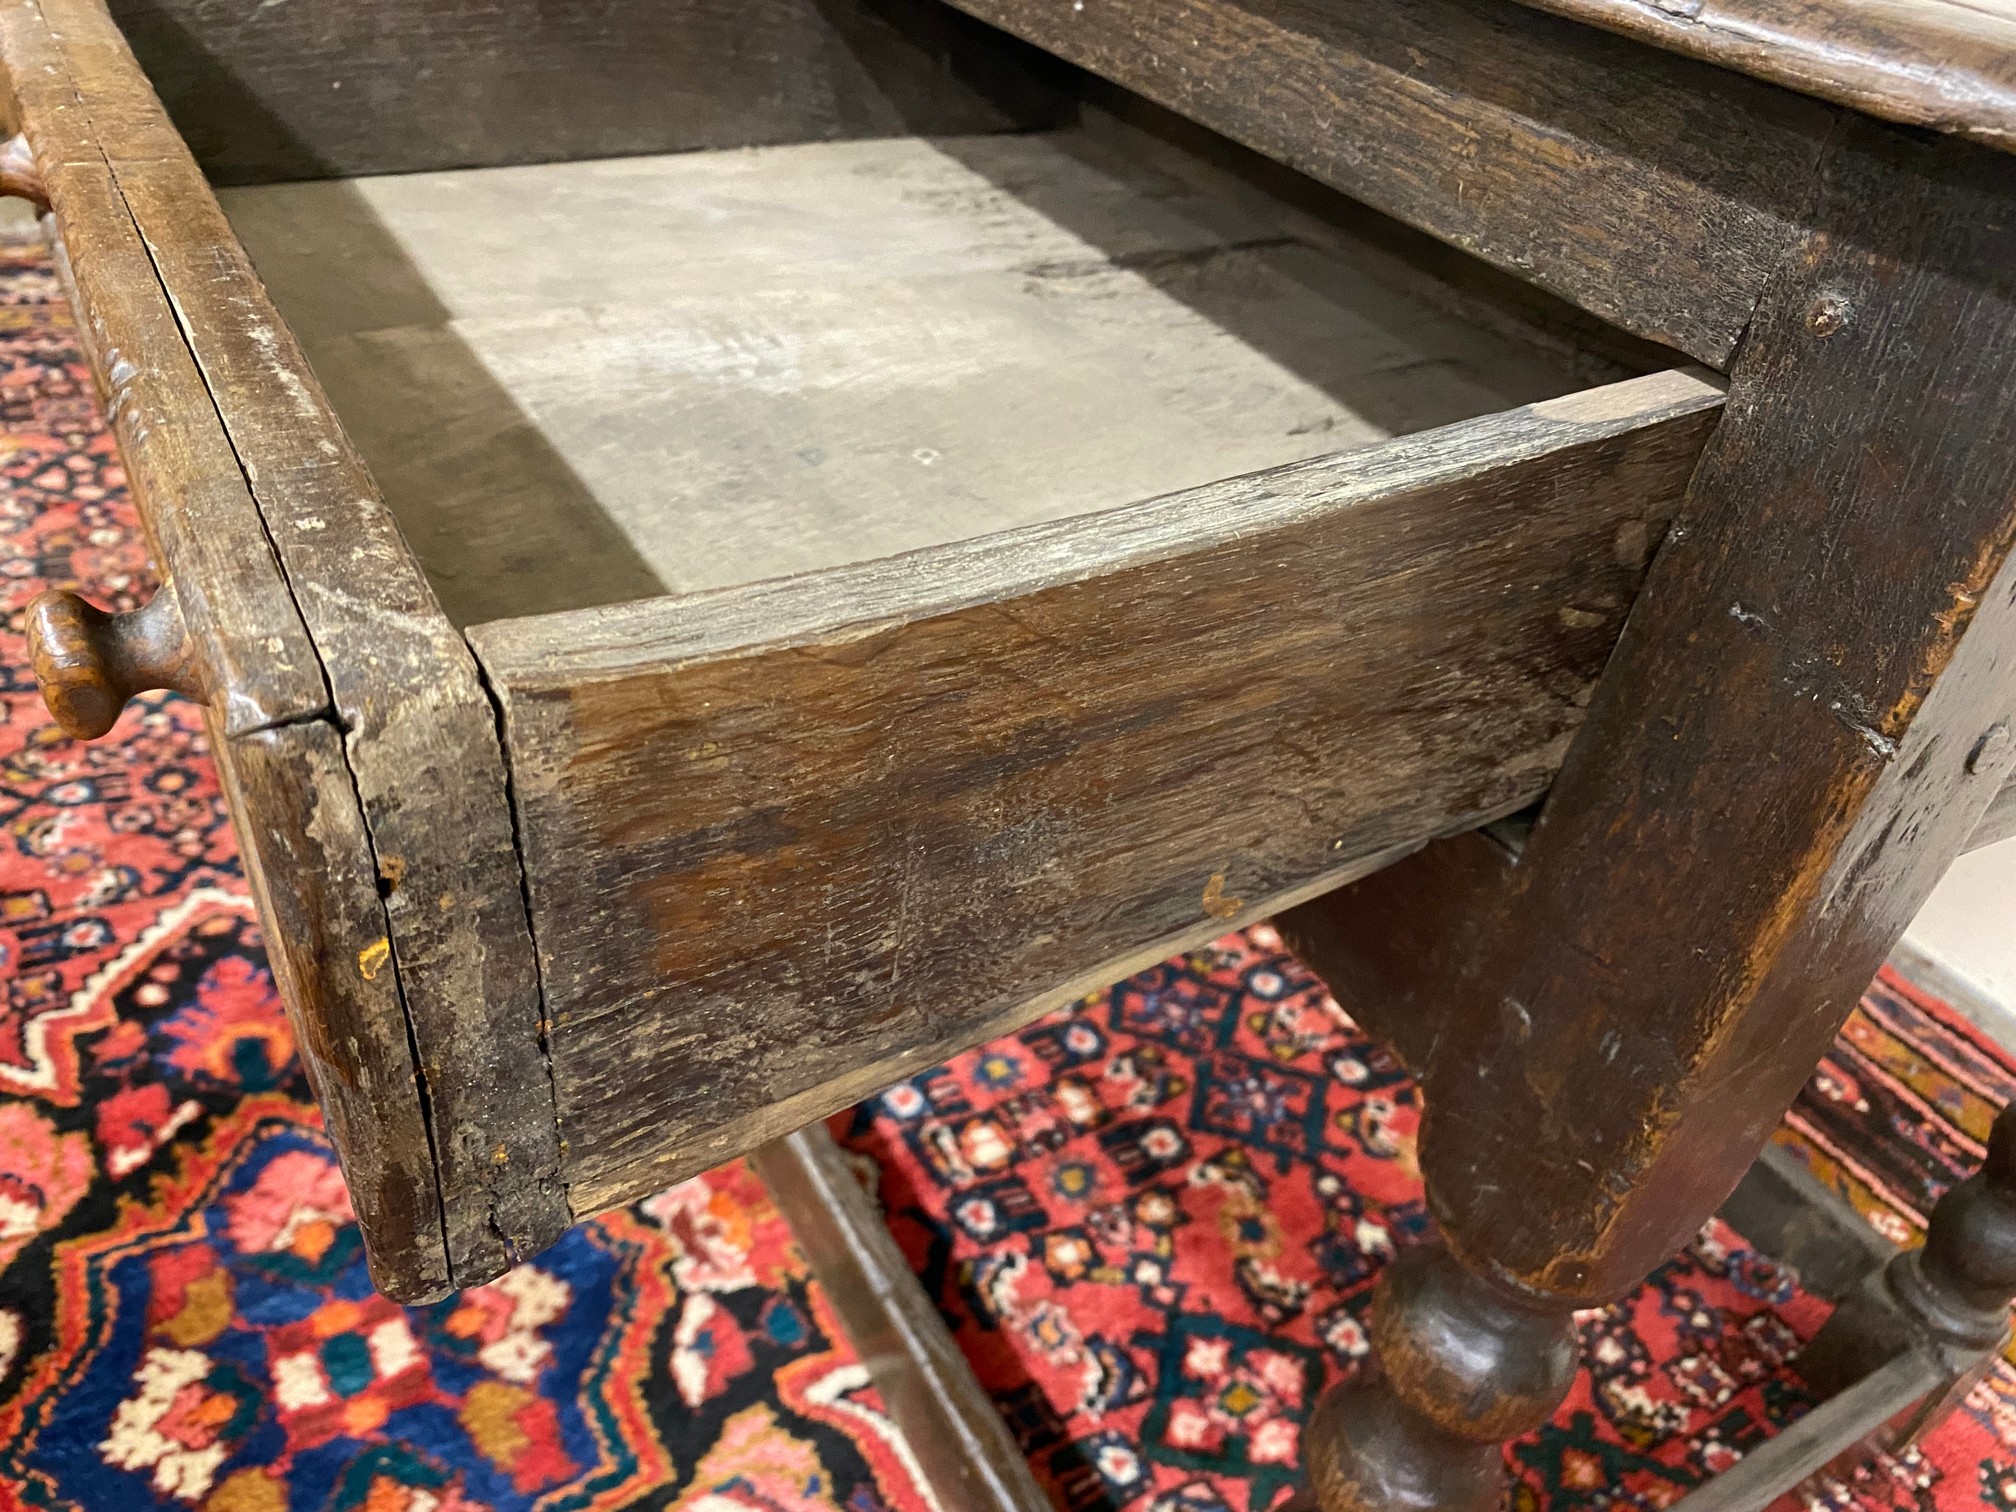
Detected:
[0,239,935,1512]
[834,944,2016,1512]
[0,232,2011,1512]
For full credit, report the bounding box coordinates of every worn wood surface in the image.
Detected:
[222,123,1585,626]
[1420,130,2016,1307]
[46,0,563,1285]
[210,717,450,1300]
[1975,777,2016,852]
[752,1127,1052,1512]
[935,0,1837,366]
[1718,1144,1897,1305]
[0,0,444,1289]
[1299,124,2016,1512]
[1282,782,2016,1078]
[1074,86,1682,391]
[470,369,1723,1216]
[0,0,550,1297]
[1511,0,2016,154]
[0,22,324,736]
[1277,828,1514,1075]
[107,0,1071,184]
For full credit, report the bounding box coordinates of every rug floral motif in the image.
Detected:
[0,237,932,1512]
[836,938,2016,1512]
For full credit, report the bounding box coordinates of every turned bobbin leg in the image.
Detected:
[1301,1247,1579,1512]
[1287,126,2016,1512]
[1797,1103,2016,1448]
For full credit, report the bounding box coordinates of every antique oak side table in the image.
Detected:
[8,0,2016,1504]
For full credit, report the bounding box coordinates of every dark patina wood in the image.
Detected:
[934,0,1837,365]
[1661,1104,2016,1510]
[210,719,451,1300]
[0,0,452,1296]
[0,0,562,1299]
[28,0,566,1286]
[0,122,324,737]
[1800,1101,2016,1442]
[110,0,1073,185]
[1300,122,2016,1510]
[472,371,1720,1217]
[1281,784,2013,1077]
[752,1126,1052,1512]
[1277,828,1516,1074]
[15,0,2013,1434]
[1510,0,2016,152]
[1718,1144,1898,1306]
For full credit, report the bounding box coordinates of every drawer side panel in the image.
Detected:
[473,369,1724,1217]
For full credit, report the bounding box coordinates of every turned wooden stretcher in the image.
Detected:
[12,0,2016,1503]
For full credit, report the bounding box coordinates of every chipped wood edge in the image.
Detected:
[32,0,567,1291]
[61,0,566,1281]
[208,713,454,1301]
[0,0,563,1297]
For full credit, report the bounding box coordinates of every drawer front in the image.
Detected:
[0,0,555,1301]
[471,369,1726,1219]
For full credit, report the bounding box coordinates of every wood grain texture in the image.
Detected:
[934,0,1839,365]
[210,716,450,1301]
[30,0,564,1286]
[1511,0,2016,155]
[1072,87,1686,391]
[220,126,1587,625]
[0,0,545,1297]
[752,1127,1052,1512]
[470,369,1724,1217]
[106,0,1073,184]
[1281,776,2016,1081]
[0,7,324,736]
[1414,124,2016,1313]
[1245,129,2016,1496]
[26,579,202,739]
[0,0,440,1287]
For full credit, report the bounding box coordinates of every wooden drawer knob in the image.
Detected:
[27,583,204,739]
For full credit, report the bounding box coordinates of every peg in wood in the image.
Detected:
[27,583,205,739]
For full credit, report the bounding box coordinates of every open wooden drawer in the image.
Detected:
[5,0,1731,1301]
